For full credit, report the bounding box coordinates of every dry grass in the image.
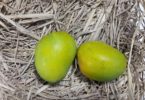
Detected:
[0,0,144,100]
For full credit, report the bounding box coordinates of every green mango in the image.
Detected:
[35,31,76,83]
[77,41,127,82]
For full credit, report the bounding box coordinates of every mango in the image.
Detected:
[35,31,76,83]
[77,41,127,82]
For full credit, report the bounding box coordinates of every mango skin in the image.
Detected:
[77,41,127,82]
[35,31,76,83]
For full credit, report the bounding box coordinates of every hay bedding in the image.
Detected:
[0,0,144,100]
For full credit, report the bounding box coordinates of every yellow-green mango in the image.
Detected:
[77,41,127,82]
[35,31,76,83]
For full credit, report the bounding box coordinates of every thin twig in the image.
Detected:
[127,29,138,100]
[6,13,53,19]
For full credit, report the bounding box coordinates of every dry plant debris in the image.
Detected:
[0,0,144,100]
